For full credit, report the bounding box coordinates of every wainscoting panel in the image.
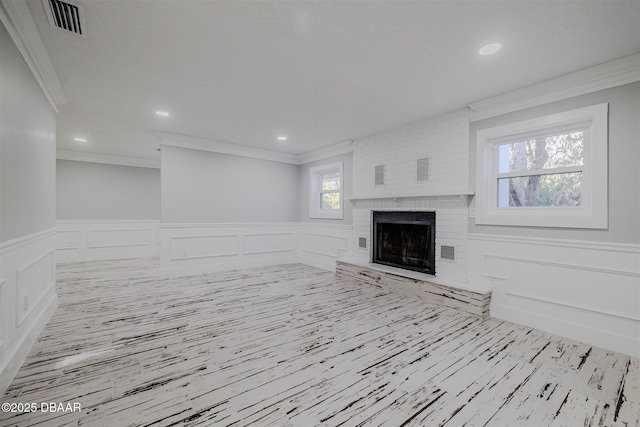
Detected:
[56,221,160,262]
[170,234,239,261]
[468,233,640,357]
[298,224,351,271]
[87,228,151,249]
[0,278,5,360]
[243,233,295,255]
[160,223,352,277]
[161,224,298,277]
[0,229,58,395]
[15,250,55,327]
[55,230,80,250]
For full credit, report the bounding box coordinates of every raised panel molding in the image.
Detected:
[56,230,80,250]
[505,291,640,322]
[87,228,151,249]
[56,221,160,262]
[0,278,4,352]
[15,250,54,327]
[301,232,347,258]
[243,233,295,255]
[468,233,640,357]
[160,223,352,276]
[0,228,57,395]
[170,234,239,261]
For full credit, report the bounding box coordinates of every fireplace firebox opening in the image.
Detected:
[372,211,436,275]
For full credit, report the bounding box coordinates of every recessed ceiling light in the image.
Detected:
[74,137,87,143]
[277,136,287,141]
[479,43,501,55]
[155,111,170,117]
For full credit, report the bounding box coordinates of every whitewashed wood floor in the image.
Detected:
[1,258,638,427]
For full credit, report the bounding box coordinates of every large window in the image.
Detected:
[309,161,343,219]
[475,103,608,228]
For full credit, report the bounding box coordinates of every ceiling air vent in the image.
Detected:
[43,0,87,37]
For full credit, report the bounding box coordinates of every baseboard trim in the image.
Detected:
[491,301,639,358]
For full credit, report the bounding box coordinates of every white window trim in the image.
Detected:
[309,161,343,220]
[475,103,608,229]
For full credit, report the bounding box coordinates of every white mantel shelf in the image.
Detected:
[347,192,474,202]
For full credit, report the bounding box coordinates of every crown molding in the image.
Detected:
[298,140,354,164]
[468,53,640,122]
[157,132,301,164]
[157,132,354,165]
[57,150,160,169]
[0,0,67,112]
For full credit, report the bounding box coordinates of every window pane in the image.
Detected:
[321,172,340,191]
[497,172,582,207]
[320,192,340,209]
[498,131,584,173]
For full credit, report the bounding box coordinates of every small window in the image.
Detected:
[475,103,608,228]
[496,125,585,208]
[310,161,343,219]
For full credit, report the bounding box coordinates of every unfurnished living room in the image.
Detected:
[1,0,639,426]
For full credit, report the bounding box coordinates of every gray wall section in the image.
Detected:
[0,23,56,242]
[56,160,160,220]
[469,82,640,244]
[161,145,299,223]
[298,152,353,225]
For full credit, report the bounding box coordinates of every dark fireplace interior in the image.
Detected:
[372,211,435,275]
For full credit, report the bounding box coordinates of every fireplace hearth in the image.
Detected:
[372,211,435,275]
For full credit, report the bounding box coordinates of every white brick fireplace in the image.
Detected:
[340,108,480,292]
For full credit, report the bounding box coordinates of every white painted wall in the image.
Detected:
[161,145,299,223]
[0,27,56,242]
[468,83,640,357]
[56,159,160,220]
[298,152,353,225]
[0,22,58,394]
[159,144,350,276]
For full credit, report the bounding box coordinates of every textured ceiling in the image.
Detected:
[26,0,640,160]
